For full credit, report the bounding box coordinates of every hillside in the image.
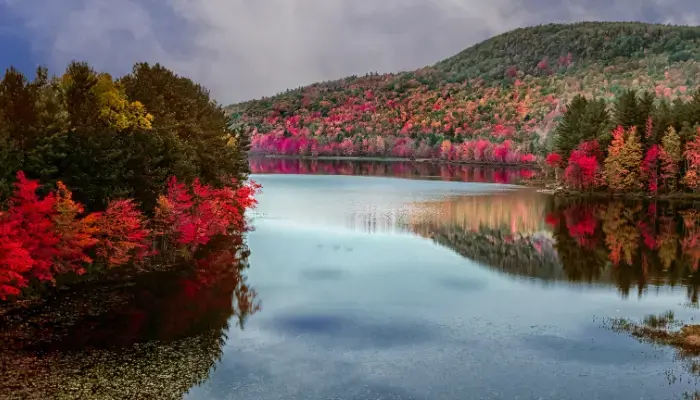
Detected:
[227,21,700,165]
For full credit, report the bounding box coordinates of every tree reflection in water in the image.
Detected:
[0,234,260,400]
[250,156,537,184]
[406,192,700,304]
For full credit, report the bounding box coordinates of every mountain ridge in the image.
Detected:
[227,21,700,163]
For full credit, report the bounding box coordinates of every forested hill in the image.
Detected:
[228,22,700,164]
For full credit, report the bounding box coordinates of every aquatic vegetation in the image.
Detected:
[608,310,700,399]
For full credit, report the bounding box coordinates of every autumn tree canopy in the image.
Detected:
[0,61,250,212]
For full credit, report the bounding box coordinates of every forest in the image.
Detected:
[545,90,700,195]
[232,21,700,196]
[0,62,258,301]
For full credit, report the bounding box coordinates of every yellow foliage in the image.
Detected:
[93,73,154,131]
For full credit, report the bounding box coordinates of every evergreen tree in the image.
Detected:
[119,63,241,187]
[555,95,611,159]
[228,115,251,184]
[0,67,39,149]
[636,90,657,150]
[0,61,251,211]
[651,99,672,144]
[613,89,639,130]
[60,62,101,131]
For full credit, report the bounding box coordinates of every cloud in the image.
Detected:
[2,0,699,104]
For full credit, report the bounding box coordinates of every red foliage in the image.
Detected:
[563,205,598,249]
[545,152,563,168]
[564,147,599,189]
[154,177,261,251]
[0,172,261,301]
[0,224,33,299]
[544,212,561,227]
[5,172,60,282]
[641,145,660,193]
[684,133,700,190]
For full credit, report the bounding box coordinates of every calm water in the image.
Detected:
[2,158,700,399]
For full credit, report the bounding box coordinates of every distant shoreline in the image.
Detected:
[249,155,700,200]
[249,154,541,169]
[533,184,700,201]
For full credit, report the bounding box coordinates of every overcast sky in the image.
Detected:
[1,0,699,104]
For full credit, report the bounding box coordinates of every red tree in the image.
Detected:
[641,145,660,194]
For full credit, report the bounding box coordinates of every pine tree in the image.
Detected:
[651,99,672,145]
[555,95,611,159]
[0,67,39,149]
[554,95,587,159]
[227,115,251,184]
[613,89,639,129]
[637,91,656,150]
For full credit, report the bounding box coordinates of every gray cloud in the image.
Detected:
[2,0,699,104]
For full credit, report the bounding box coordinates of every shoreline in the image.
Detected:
[250,154,542,169]
[531,183,700,201]
[251,154,700,201]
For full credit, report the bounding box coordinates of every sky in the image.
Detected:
[0,0,699,105]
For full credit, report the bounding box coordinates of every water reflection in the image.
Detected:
[0,235,259,399]
[250,156,537,184]
[405,194,700,303]
[252,157,700,304]
[547,199,700,302]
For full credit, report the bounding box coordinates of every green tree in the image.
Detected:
[0,60,250,212]
[555,95,611,159]
[228,115,251,183]
[613,89,639,130]
[119,63,240,187]
[0,66,39,149]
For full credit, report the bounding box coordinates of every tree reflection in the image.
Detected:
[249,156,537,185]
[0,234,260,399]
[547,198,700,301]
[407,191,564,281]
[404,190,700,303]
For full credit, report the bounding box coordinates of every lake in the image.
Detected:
[2,157,700,399]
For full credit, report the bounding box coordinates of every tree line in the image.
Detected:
[548,89,700,194]
[0,62,250,211]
